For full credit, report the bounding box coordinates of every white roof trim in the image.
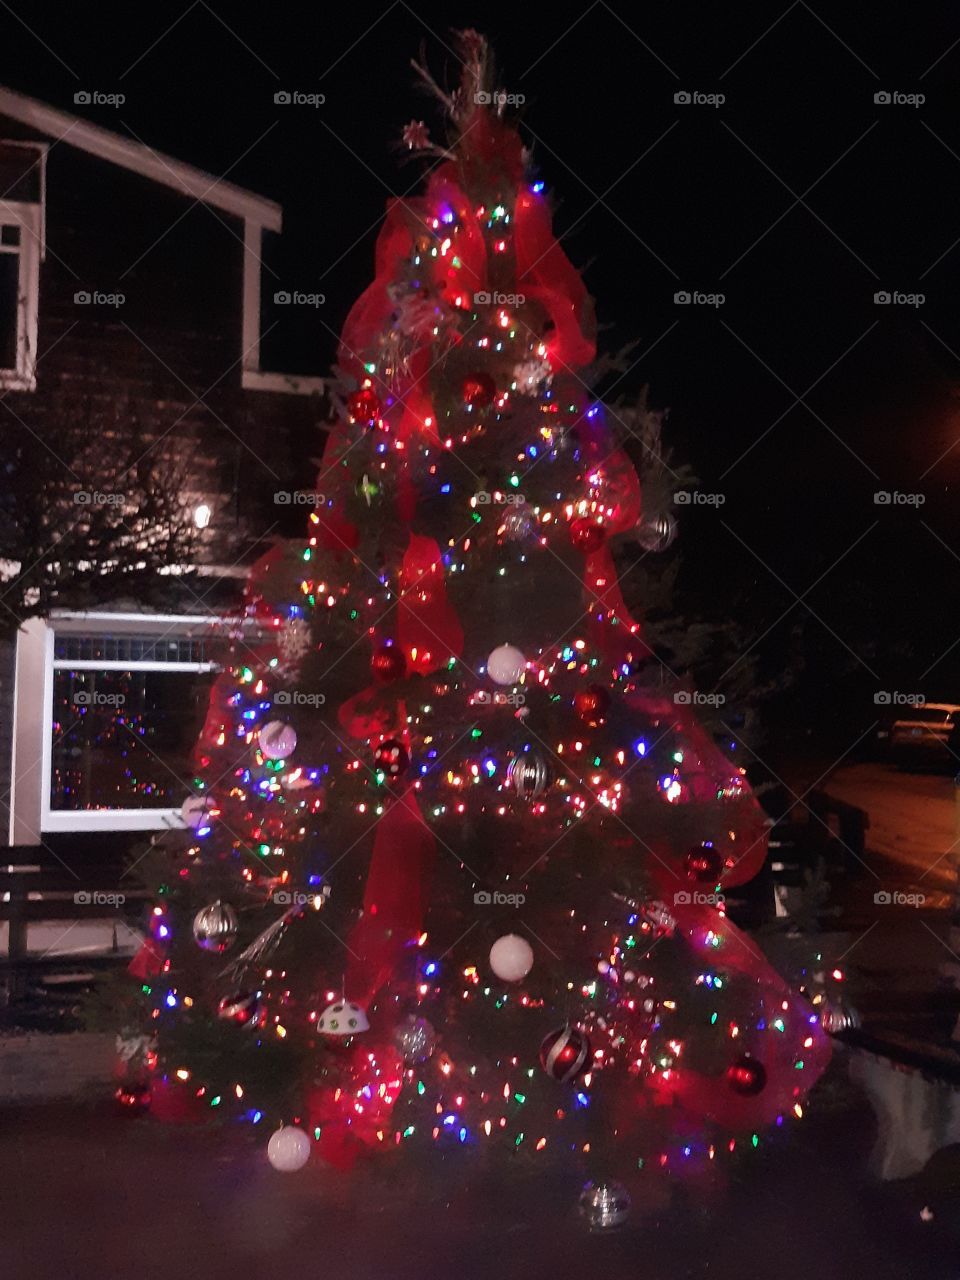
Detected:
[0,85,282,231]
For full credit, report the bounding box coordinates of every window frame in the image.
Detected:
[0,197,41,391]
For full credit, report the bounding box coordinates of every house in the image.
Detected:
[0,86,325,849]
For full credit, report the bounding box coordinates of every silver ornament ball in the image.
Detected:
[192,900,239,953]
[636,510,677,552]
[506,751,550,800]
[819,996,860,1035]
[579,1180,631,1230]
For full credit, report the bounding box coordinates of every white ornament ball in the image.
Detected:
[487,644,526,686]
[267,1125,311,1172]
[259,719,298,760]
[489,933,534,983]
[180,793,215,830]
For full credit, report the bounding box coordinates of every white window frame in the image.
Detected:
[0,198,42,392]
[10,612,224,839]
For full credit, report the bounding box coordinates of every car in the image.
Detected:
[882,702,960,769]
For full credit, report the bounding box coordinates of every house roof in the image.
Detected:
[0,85,282,231]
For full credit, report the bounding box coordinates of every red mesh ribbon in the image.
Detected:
[644,900,831,1128]
[397,532,464,675]
[313,790,435,1169]
[514,189,597,369]
[345,789,437,1008]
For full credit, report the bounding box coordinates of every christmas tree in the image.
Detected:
[127,33,830,1202]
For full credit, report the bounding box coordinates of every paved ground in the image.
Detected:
[4,759,960,1278]
[824,761,956,893]
[2,1065,960,1280]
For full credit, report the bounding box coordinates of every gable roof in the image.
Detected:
[0,85,281,231]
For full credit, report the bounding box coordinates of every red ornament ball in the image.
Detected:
[540,1024,591,1082]
[573,685,610,726]
[726,1055,767,1096]
[375,738,409,779]
[569,516,606,554]
[684,842,725,884]
[217,990,261,1027]
[114,1083,152,1114]
[461,371,497,411]
[371,644,406,682]
[347,387,382,426]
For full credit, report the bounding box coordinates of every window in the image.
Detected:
[10,613,230,838]
[0,141,45,392]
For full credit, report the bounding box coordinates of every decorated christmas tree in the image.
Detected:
[126,33,830,1213]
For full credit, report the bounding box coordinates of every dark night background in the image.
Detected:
[4,1,960,757]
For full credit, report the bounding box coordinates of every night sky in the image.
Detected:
[4,1,960,744]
